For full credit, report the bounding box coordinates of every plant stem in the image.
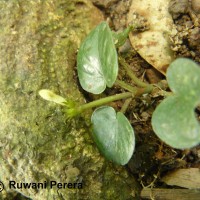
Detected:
[68,79,156,117]
[120,98,132,114]
[77,92,133,113]
[76,85,154,115]
[119,56,152,88]
[158,90,173,97]
[115,79,137,93]
[135,85,153,96]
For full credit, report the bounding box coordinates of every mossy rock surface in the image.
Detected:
[0,0,139,199]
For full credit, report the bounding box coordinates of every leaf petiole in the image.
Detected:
[77,92,133,114]
[119,56,153,89]
[120,98,132,114]
[115,79,137,93]
[76,85,154,116]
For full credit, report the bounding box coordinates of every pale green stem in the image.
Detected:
[120,98,132,114]
[152,81,173,97]
[135,85,153,96]
[115,79,137,93]
[77,85,154,115]
[119,56,152,88]
[65,83,155,118]
[159,90,173,97]
[77,92,133,113]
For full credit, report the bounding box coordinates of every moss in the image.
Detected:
[0,0,140,199]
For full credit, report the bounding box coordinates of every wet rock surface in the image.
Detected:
[0,0,139,199]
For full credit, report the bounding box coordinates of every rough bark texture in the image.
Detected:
[0,0,139,199]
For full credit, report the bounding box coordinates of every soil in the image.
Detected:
[91,0,200,197]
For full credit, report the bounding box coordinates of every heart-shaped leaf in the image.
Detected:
[152,58,200,149]
[91,106,135,165]
[77,22,118,94]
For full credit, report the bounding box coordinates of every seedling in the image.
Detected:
[39,22,200,165]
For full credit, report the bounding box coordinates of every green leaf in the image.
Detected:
[77,22,118,94]
[112,26,132,48]
[91,106,135,165]
[167,58,200,103]
[152,58,200,149]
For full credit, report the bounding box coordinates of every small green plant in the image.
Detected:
[39,22,200,165]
